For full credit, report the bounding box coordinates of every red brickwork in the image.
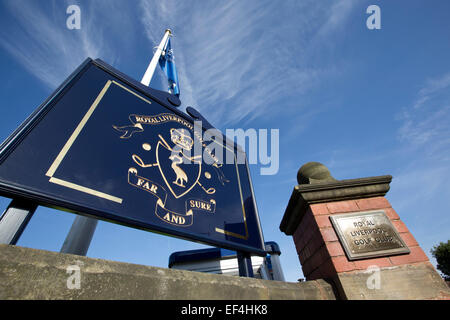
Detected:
[292,196,430,280]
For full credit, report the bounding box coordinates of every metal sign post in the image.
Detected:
[237,251,254,277]
[0,199,37,245]
[60,215,98,255]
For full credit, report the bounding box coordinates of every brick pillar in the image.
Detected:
[280,162,450,300]
[293,196,429,280]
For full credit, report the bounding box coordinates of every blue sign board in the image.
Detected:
[0,58,265,255]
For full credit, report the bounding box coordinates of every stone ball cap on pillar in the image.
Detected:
[297,162,337,185]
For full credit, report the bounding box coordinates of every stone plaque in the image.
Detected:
[329,210,410,260]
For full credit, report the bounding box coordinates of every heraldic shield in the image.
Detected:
[156,139,201,199]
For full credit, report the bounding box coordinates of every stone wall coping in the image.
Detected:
[0,244,337,300]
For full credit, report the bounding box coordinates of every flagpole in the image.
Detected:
[141,29,172,86]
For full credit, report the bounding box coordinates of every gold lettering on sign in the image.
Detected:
[136,178,158,194]
[190,200,211,211]
[186,199,216,214]
[163,212,186,225]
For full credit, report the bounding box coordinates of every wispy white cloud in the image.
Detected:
[316,0,359,38]
[1,0,358,126]
[398,72,450,160]
[0,0,135,89]
[413,73,450,109]
[389,164,450,211]
[138,0,358,127]
[388,71,450,262]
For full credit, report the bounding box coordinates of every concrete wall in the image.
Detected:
[0,244,336,300]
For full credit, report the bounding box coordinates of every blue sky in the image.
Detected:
[0,0,449,282]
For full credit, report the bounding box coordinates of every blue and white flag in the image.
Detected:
[159,37,180,97]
